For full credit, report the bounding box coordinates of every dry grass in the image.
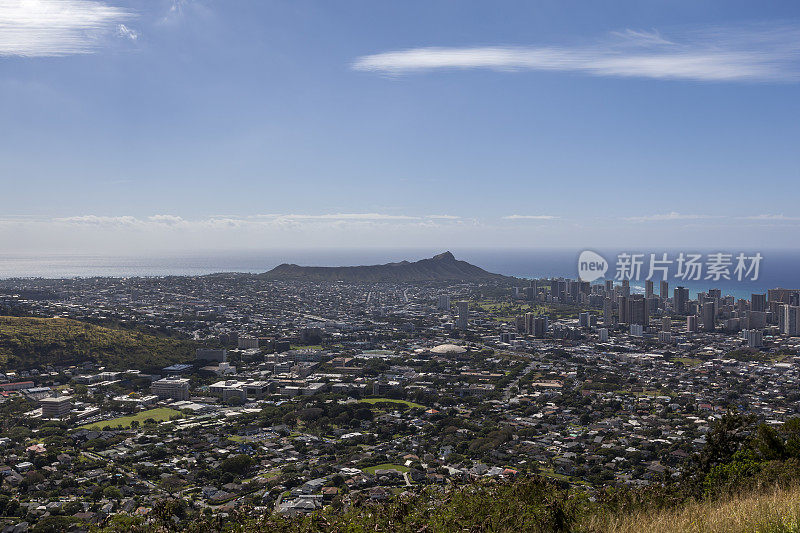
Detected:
[582,486,800,533]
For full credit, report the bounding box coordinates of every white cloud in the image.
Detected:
[0,0,133,57]
[116,23,138,41]
[623,212,719,222]
[353,24,800,82]
[503,215,559,220]
[148,214,184,225]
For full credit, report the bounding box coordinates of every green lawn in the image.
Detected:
[363,463,410,474]
[79,407,181,429]
[359,398,426,409]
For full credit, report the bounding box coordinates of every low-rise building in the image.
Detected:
[151,376,191,401]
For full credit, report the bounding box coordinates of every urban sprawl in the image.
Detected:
[1,273,800,530]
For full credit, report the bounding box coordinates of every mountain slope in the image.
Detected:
[261,251,510,282]
[0,316,195,370]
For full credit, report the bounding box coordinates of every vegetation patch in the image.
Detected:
[79,407,182,430]
[363,463,410,474]
[359,398,426,409]
[0,316,195,370]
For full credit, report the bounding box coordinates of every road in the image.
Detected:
[503,361,537,402]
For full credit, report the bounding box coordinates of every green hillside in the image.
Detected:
[0,316,195,370]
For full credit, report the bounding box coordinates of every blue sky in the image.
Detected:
[1,0,799,253]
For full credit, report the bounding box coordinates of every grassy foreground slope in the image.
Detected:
[588,486,800,533]
[0,316,194,370]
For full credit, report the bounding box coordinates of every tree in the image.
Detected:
[696,412,756,474]
[220,454,254,476]
[32,516,78,533]
[103,486,123,499]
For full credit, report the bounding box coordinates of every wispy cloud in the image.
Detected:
[51,213,466,229]
[159,0,207,25]
[0,0,134,57]
[623,212,720,222]
[116,23,138,41]
[353,23,800,82]
[55,215,141,226]
[503,215,559,220]
[267,213,418,222]
[741,214,800,221]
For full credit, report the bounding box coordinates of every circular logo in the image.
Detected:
[578,250,608,282]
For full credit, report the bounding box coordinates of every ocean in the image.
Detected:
[0,248,797,299]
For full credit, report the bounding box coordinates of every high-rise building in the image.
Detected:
[438,294,451,311]
[686,315,698,333]
[724,318,741,333]
[579,281,590,297]
[743,329,763,348]
[660,280,669,301]
[768,289,800,305]
[550,279,559,295]
[746,310,767,329]
[524,312,535,334]
[151,376,191,401]
[751,293,767,312]
[645,280,654,299]
[702,300,716,332]
[621,279,631,297]
[456,301,469,329]
[781,305,800,336]
[40,396,72,419]
[603,298,613,326]
[646,296,659,316]
[598,328,609,342]
[661,316,671,332]
[674,286,689,314]
[605,280,614,294]
[627,295,647,326]
[533,317,547,337]
[525,313,547,337]
[524,286,535,301]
